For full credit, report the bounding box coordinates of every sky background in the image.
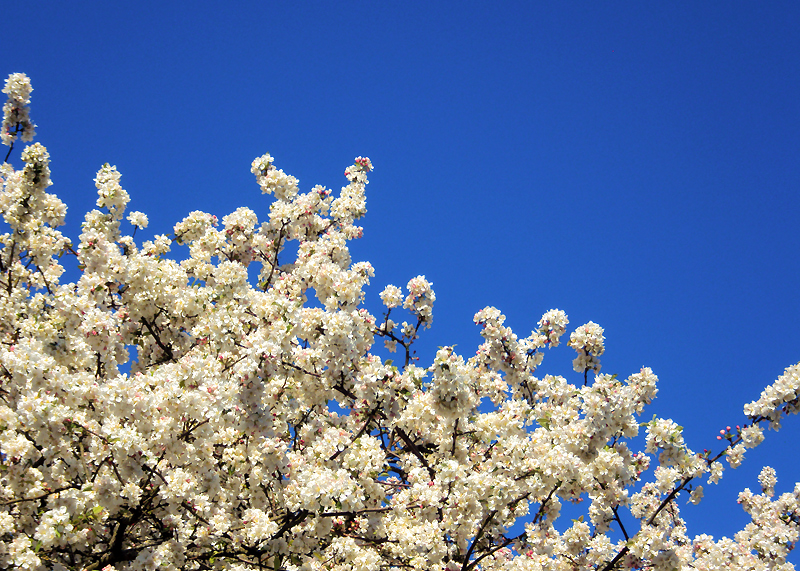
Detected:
[4,1,800,561]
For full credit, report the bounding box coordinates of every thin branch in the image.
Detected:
[140,316,174,361]
[330,404,381,461]
[394,427,436,481]
[461,510,498,571]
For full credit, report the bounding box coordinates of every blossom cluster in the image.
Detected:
[568,321,605,377]
[1,73,799,571]
[537,309,569,347]
[1,73,36,148]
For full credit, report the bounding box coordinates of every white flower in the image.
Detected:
[740,424,764,449]
[251,153,299,200]
[537,308,569,346]
[743,363,800,424]
[94,163,130,219]
[403,275,435,327]
[568,321,604,373]
[758,466,777,498]
[127,211,149,229]
[380,284,403,308]
[2,73,36,146]
[726,443,746,468]
[708,461,724,484]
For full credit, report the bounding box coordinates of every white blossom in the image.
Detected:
[380,284,403,308]
[758,466,777,498]
[537,308,569,346]
[127,210,149,229]
[1,73,36,146]
[568,321,605,374]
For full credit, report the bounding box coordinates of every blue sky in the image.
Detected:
[5,1,800,558]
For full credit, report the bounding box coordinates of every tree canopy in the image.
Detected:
[1,72,799,571]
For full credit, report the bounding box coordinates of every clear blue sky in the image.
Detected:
[5,1,800,558]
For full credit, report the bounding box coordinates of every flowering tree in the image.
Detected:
[1,72,798,571]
